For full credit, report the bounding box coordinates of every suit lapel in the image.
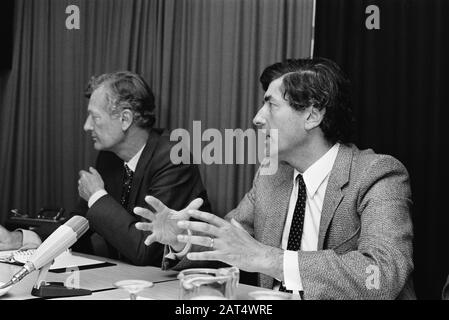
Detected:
[127,129,160,209]
[101,152,125,202]
[261,163,294,249]
[110,165,125,201]
[258,164,293,289]
[317,144,353,249]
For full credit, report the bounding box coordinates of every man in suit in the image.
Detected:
[0,71,210,266]
[133,58,415,298]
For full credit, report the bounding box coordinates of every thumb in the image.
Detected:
[230,218,246,231]
[89,167,99,175]
[185,198,204,211]
[79,170,88,178]
[144,234,157,246]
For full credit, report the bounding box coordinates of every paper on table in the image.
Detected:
[0,249,108,271]
[50,251,108,271]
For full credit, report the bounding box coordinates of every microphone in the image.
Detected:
[0,215,89,289]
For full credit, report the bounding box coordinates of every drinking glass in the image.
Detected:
[248,290,293,300]
[178,267,239,300]
[114,279,154,300]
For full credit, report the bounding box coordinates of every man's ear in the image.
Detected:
[304,106,325,131]
[120,109,134,131]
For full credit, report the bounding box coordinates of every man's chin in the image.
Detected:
[93,142,104,150]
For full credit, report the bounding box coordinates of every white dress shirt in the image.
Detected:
[280,143,340,293]
[88,144,146,208]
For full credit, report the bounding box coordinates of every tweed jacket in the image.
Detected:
[165,143,415,299]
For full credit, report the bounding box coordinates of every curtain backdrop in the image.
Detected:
[0,0,313,222]
[314,0,449,300]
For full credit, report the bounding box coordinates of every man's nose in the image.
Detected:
[253,105,267,128]
[83,115,93,132]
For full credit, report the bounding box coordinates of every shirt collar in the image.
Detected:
[293,143,340,197]
[125,144,146,172]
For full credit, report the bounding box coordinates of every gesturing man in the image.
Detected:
[134,58,415,299]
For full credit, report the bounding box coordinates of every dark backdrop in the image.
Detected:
[0,1,313,227]
[315,0,449,299]
[0,0,14,70]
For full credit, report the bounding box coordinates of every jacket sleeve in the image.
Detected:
[87,148,210,267]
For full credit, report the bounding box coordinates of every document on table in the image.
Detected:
[0,249,115,272]
[50,250,116,272]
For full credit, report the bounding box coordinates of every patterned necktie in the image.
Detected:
[280,174,307,294]
[120,164,134,208]
[287,174,307,251]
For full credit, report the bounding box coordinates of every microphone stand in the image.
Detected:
[31,261,92,298]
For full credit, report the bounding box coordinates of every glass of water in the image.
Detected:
[114,279,154,300]
[178,267,239,300]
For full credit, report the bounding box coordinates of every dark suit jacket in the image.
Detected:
[165,144,415,299]
[70,128,210,266]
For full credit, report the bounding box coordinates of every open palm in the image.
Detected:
[134,196,203,251]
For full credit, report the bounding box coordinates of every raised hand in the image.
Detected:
[176,209,283,278]
[134,196,204,252]
[78,167,105,201]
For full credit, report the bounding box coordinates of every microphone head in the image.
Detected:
[3,216,90,287]
[65,215,89,238]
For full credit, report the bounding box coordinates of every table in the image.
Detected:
[55,281,275,300]
[0,252,292,300]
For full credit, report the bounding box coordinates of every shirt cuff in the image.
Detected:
[283,250,303,291]
[17,229,42,250]
[88,189,108,208]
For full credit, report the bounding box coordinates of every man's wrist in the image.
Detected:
[88,189,108,208]
[259,245,284,281]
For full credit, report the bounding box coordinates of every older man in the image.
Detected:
[134,58,415,299]
[0,71,210,266]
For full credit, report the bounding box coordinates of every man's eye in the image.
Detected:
[261,100,272,108]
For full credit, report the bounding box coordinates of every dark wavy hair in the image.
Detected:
[260,58,355,144]
[85,71,156,129]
